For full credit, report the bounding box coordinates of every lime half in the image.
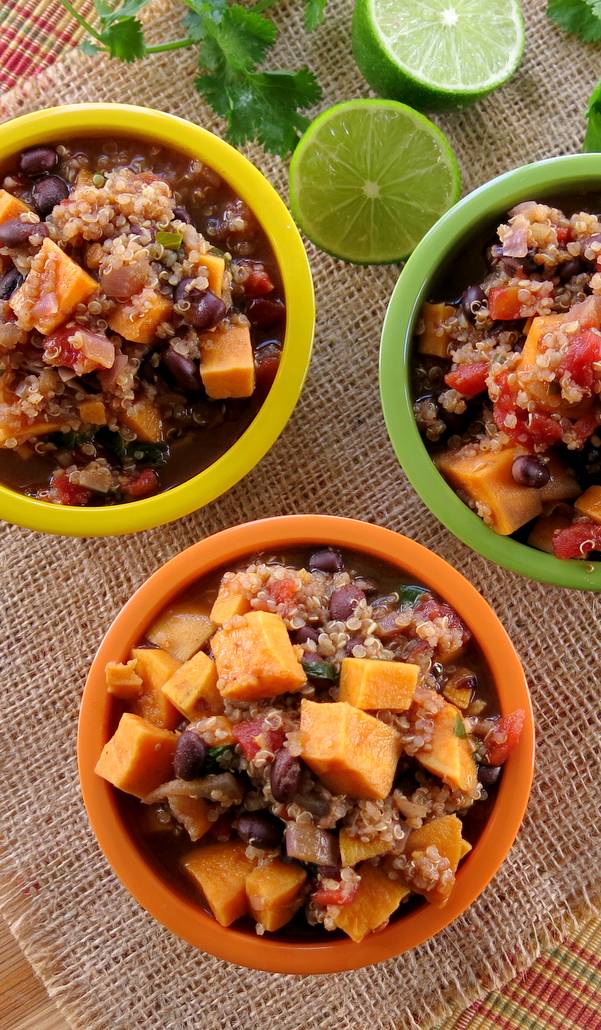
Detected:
[352,0,525,110]
[288,99,460,264]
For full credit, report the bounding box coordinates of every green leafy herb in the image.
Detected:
[301,656,338,682]
[396,584,429,608]
[98,429,169,467]
[584,77,601,150]
[58,0,323,156]
[205,745,235,772]
[156,229,184,250]
[547,0,601,42]
[454,713,467,739]
[52,429,95,450]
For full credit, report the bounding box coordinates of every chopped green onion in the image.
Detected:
[396,584,429,608]
[454,714,467,739]
[205,745,235,773]
[156,229,183,250]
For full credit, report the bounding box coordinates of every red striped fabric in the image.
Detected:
[0,0,90,91]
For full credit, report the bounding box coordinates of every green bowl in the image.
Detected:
[380,154,601,591]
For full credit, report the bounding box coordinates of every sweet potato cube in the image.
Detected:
[339,829,393,866]
[459,839,472,860]
[120,396,163,443]
[195,252,225,297]
[168,795,212,842]
[527,510,572,553]
[339,658,419,712]
[415,701,477,793]
[79,398,107,425]
[105,659,143,700]
[0,418,67,446]
[539,455,580,503]
[94,713,178,798]
[333,862,410,942]
[212,611,306,701]
[575,485,601,524]
[245,859,307,932]
[210,587,250,625]
[10,238,98,335]
[436,445,543,535]
[130,647,181,730]
[0,189,29,223]
[300,700,402,800]
[183,841,255,926]
[516,314,594,417]
[198,715,235,745]
[200,323,255,399]
[108,289,173,344]
[161,651,222,720]
[146,601,214,661]
[416,303,455,358]
[406,814,471,905]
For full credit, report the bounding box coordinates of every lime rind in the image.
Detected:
[289,99,461,265]
[352,0,525,110]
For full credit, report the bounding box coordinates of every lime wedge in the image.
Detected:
[352,0,525,109]
[288,99,460,264]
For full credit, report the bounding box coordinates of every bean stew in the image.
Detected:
[95,547,524,942]
[0,138,285,505]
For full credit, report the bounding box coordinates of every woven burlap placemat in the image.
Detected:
[1,2,600,1027]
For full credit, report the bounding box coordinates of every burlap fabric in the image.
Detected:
[1,2,600,1027]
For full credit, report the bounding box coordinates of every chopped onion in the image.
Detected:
[143,772,243,806]
[285,823,339,865]
[502,221,529,259]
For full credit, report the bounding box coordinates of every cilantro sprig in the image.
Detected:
[58,0,323,156]
[547,1,601,151]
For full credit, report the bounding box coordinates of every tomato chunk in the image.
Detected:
[268,578,298,607]
[312,880,359,907]
[121,468,159,499]
[233,719,285,760]
[488,286,522,321]
[552,521,601,559]
[493,371,562,450]
[49,470,91,506]
[414,597,471,658]
[558,329,601,391]
[445,361,489,398]
[236,260,274,297]
[484,709,525,766]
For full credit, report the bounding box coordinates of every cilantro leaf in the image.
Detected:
[547,0,601,42]
[305,0,327,30]
[104,17,146,59]
[80,39,102,55]
[584,77,601,150]
[93,0,148,25]
[199,4,275,72]
[454,713,467,739]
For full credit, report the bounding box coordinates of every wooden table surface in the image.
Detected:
[0,918,66,1030]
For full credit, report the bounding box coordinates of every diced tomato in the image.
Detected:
[572,413,599,446]
[43,324,114,375]
[556,226,571,245]
[268,578,298,607]
[488,286,522,321]
[49,470,91,507]
[312,880,359,907]
[484,709,525,766]
[238,261,274,297]
[121,468,159,499]
[444,361,489,398]
[44,326,81,371]
[414,597,471,658]
[552,520,601,559]
[232,719,285,761]
[493,371,562,450]
[558,329,601,391]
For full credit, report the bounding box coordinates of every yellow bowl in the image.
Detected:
[0,104,315,535]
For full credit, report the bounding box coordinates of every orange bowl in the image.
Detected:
[78,515,534,973]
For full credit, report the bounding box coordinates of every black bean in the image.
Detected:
[246,297,285,327]
[511,454,550,488]
[318,865,341,880]
[173,206,192,224]
[478,764,502,786]
[522,249,540,274]
[270,748,302,803]
[254,341,281,390]
[461,285,486,322]
[559,258,584,281]
[18,145,58,177]
[0,218,49,248]
[175,279,226,330]
[291,625,320,646]
[174,731,207,780]
[236,812,283,850]
[329,584,366,622]
[309,548,344,574]
[0,266,23,299]
[161,346,201,394]
[431,662,445,685]
[31,175,69,216]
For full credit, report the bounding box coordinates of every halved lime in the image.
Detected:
[288,99,461,264]
[352,0,525,110]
